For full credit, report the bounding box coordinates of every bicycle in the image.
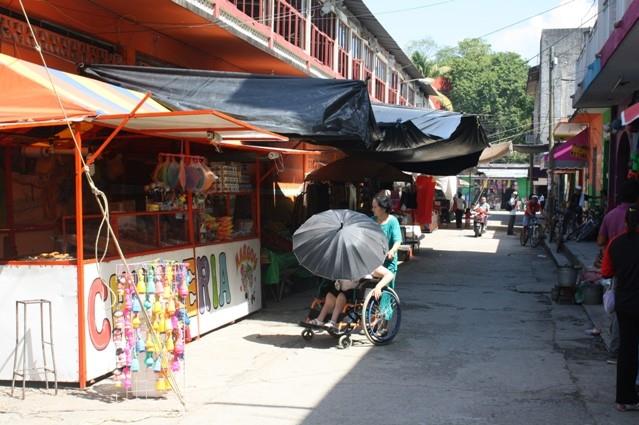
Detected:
[521,216,542,247]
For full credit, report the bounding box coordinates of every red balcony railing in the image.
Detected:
[228,0,264,20]
[338,48,348,78]
[310,25,334,68]
[363,68,373,95]
[274,0,305,50]
[352,59,362,80]
[374,78,386,102]
[388,88,398,105]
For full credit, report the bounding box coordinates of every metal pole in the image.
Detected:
[547,46,556,217]
[74,127,87,388]
[529,153,534,196]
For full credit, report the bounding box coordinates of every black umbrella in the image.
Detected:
[293,209,388,280]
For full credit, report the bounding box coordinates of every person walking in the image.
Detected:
[451,191,466,229]
[507,191,521,235]
[596,179,639,355]
[601,205,639,412]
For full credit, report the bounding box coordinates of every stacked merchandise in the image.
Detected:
[239,163,253,192]
[216,216,234,240]
[113,261,191,400]
[210,162,241,193]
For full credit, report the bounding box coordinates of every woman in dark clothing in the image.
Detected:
[601,205,639,412]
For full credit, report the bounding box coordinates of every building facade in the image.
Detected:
[0,0,433,107]
[573,0,639,207]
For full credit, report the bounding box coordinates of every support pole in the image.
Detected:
[547,46,556,216]
[4,147,16,258]
[255,158,261,237]
[86,92,151,165]
[74,127,87,388]
[529,153,534,196]
[185,142,195,245]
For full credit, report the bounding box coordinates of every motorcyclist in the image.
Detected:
[473,196,490,234]
[522,194,542,241]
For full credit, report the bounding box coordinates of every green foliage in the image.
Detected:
[495,151,530,164]
[409,38,533,145]
[437,39,533,144]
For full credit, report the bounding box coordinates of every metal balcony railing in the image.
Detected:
[374,78,386,102]
[352,59,362,80]
[310,25,334,68]
[227,0,264,20]
[388,88,398,105]
[274,0,306,50]
[338,48,349,78]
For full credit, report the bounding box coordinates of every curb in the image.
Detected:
[542,237,613,351]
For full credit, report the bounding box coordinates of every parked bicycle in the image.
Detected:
[565,207,604,242]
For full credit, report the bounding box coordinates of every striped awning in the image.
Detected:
[0,53,166,128]
[0,54,288,144]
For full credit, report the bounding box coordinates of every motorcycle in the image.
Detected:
[472,208,488,237]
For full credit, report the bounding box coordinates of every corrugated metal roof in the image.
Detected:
[342,0,434,96]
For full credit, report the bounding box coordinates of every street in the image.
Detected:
[0,214,633,425]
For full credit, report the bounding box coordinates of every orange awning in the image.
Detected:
[92,110,288,142]
[0,53,166,128]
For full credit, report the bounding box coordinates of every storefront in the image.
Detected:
[0,54,314,386]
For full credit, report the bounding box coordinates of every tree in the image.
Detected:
[435,39,533,147]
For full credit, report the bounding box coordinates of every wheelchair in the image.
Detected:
[299,278,401,349]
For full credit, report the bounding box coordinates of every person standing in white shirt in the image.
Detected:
[507,191,521,235]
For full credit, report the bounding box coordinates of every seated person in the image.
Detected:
[305,265,395,330]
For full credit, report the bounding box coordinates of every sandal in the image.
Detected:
[616,403,639,412]
[306,318,324,327]
[324,320,336,330]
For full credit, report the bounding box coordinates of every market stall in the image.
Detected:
[0,54,316,387]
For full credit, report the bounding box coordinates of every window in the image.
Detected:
[364,45,374,69]
[337,21,349,50]
[351,35,362,59]
[375,58,387,82]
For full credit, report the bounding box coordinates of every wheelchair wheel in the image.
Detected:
[338,335,352,349]
[362,288,401,345]
[301,328,314,341]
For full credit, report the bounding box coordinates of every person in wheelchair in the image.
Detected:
[304,265,395,330]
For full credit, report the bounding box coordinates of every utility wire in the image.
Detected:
[18,0,187,406]
[475,0,579,39]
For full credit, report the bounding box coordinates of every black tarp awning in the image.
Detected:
[82,65,488,175]
[82,65,380,150]
[365,104,489,175]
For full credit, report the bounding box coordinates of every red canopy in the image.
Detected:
[621,103,639,127]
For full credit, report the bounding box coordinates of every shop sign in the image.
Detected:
[570,145,588,160]
[194,239,261,334]
[83,240,260,381]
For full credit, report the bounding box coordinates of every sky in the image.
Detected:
[362,0,597,63]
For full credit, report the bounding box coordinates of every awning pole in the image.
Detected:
[86,92,151,165]
[74,126,87,388]
[529,153,534,196]
[4,147,17,258]
[256,158,261,238]
[185,141,195,245]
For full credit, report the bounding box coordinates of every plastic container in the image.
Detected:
[581,283,603,305]
[557,266,579,287]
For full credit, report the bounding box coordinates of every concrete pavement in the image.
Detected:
[1,216,635,424]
